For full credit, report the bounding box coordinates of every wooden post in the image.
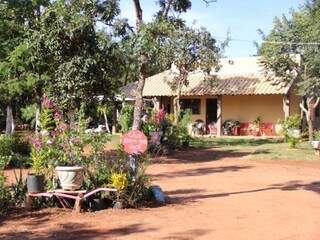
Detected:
[283,94,290,119]
[73,193,83,213]
[216,96,222,137]
[25,194,32,211]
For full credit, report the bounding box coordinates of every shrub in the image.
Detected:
[21,104,38,128]
[0,135,31,168]
[119,104,134,132]
[314,130,320,141]
[0,163,13,215]
[179,109,192,129]
[284,115,301,130]
[284,115,301,148]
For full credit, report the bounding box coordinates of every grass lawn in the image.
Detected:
[190,136,319,161]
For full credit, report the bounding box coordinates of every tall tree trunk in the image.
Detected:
[132,0,147,130]
[103,111,110,133]
[173,94,181,126]
[112,103,117,134]
[300,97,320,141]
[35,107,40,132]
[5,104,14,135]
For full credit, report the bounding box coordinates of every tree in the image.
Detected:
[259,2,320,140]
[0,0,49,134]
[34,0,125,124]
[131,0,218,130]
[165,26,220,125]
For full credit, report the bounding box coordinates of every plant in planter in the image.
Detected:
[222,120,240,136]
[27,136,46,193]
[249,117,262,136]
[142,107,167,146]
[311,130,320,154]
[275,119,285,136]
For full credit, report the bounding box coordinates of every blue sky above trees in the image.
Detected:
[120,0,303,57]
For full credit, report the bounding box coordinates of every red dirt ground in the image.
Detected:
[1,148,320,240]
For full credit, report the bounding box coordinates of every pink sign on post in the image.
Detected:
[122,130,148,155]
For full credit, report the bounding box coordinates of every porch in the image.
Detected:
[156,94,300,137]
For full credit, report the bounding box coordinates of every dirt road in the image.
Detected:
[1,148,320,239]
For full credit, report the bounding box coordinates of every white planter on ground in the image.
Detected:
[311,140,320,149]
[287,128,301,139]
[56,166,84,191]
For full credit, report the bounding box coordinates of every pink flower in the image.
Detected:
[155,107,166,125]
[54,110,63,121]
[56,123,67,133]
[42,95,56,109]
[28,135,42,151]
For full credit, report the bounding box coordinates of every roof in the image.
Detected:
[122,57,293,97]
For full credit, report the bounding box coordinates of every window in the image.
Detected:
[180,99,201,114]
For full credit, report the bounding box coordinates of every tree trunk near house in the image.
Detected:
[103,110,110,133]
[132,0,148,130]
[112,103,117,133]
[300,97,320,141]
[5,105,14,135]
[35,107,40,132]
[173,94,181,126]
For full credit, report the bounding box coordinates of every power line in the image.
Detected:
[216,37,320,46]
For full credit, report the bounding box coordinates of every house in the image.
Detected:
[122,56,301,136]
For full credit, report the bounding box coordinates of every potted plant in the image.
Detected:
[311,130,320,153]
[275,119,285,136]
[145,108,166,145]
[54,117,87,191]
[250,117,261,136]
[27,138,45,193]
[231,121,241,136]
[222,120,240,136]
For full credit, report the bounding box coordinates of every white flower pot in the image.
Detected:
[287,128,301,139]
[311,140,320,149]
[56,166,84,190]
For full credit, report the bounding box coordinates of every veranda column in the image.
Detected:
[282,94,290,119]
[217,96,222,137]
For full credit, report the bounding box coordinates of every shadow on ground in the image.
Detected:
[150,165,253,180]
[153,148,270,165]
[167,181,320,204]
[0,223,157,240]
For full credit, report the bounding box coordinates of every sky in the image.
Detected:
[119,0,304,57]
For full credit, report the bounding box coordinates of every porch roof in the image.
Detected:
[121,57,294,97]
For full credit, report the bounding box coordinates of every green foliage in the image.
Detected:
[0,135,30,168]
[11,170,27,205]
[141,121,158,137]
[259,3,320,98]
[283,115,301,148]
[21,104,37,126]
[314,130,320,141]
[284,115,301,130]
[119,104,134,132]
[0,162,13,215]
[179,109,192,129]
